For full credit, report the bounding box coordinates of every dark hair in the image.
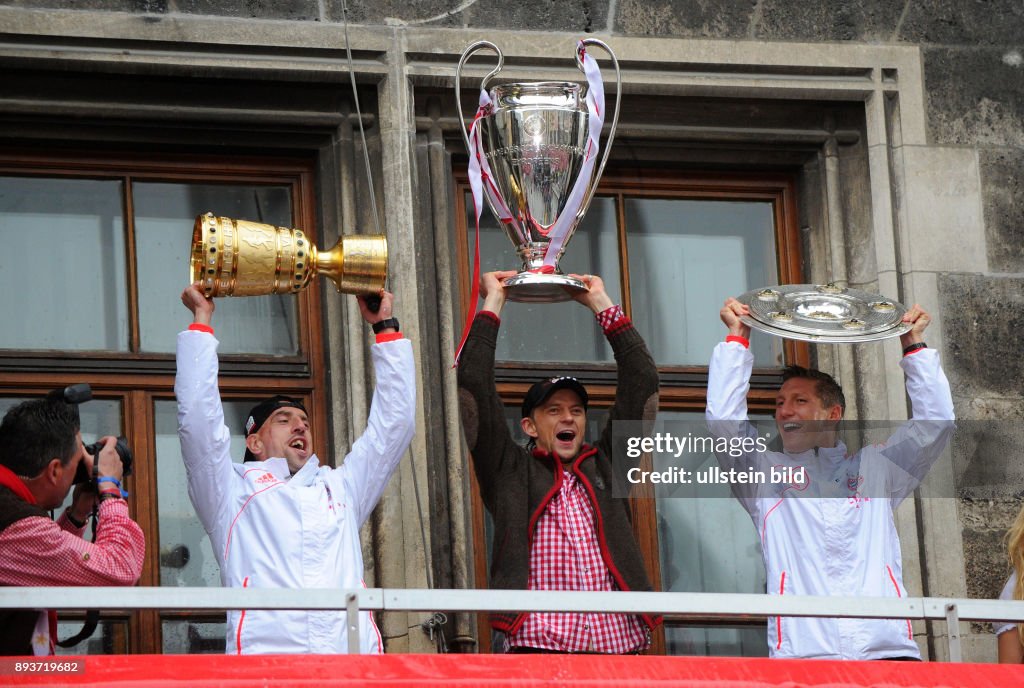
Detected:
[0,398,80,478]
[781,365,846,416]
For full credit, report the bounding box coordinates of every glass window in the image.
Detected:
[161,619,226,654]
[55,619,129,655]
[133,183,298,355]
[154,399,252,589]
[466,194,621,363]
[0,177,128,351]
[625,199,781,367]
[653,411,769,657]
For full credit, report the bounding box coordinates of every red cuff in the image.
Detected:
[726,335,750,349]
[188,323,214,335]
[479,311,501,325]
[375,332,404,344]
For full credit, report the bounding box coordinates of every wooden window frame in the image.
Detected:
[455,168,806,655]
[0,148,329,654]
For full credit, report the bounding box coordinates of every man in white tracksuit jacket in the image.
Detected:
[706,297,954,660]
[175,284,416,654]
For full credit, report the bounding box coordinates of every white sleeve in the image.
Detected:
[175,330,237,536]
[997,573,1019,637]
[706,341,765,517]
[879,348,956,505]
[340,337,417,527]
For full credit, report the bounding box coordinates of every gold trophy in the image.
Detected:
[191,212,387,297]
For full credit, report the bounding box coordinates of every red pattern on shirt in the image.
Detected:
[506,470,649,653]
[0,499,145,654]
[595,305,626,334]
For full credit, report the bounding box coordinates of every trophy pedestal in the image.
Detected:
[504,272,587,303]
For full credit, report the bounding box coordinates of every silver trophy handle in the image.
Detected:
[575,38,621,221]
[455,41,504,153]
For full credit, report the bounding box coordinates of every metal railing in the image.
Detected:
[2,587,1022,661]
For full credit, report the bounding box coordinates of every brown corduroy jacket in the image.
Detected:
[456,311,661,635]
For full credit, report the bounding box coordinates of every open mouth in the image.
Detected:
[782,423,801,432]
[555,430,576,443]
[289,437,307,451]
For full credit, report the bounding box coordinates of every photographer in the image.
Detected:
[0,397,145,656]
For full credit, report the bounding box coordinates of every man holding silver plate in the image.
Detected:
[706,294,955,660]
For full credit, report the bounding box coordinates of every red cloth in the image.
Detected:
[0,464,36,504]
[6,653,1024,687]
[507,470,649,653]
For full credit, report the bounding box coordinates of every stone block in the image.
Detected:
[980,148,1024,274]
[899,0,1024,45]
[0,0,168,11]
[900,146,986,273]
[960,498,1019,602]
[938,273,1024,398]
[172,0,319,20]
[328,0,606,31]
[924,48,1024,147]
[754,0,902,42]
[613,0,752,39]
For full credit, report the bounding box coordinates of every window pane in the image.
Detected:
[625,199,782,366]
[0,177,128,351]
[133,182,299,355]
[154,399,250,589]
[161,619,226,654]
[466,194,621,363]
[55,618,129,655]
[654,411,768,657]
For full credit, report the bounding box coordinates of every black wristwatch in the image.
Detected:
[372,317,400,335]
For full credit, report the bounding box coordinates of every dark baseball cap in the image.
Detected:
[242,395,308,462]
[521,376,589,418]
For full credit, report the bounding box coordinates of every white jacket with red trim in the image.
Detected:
[175,329,416,654]
[706,341,954,660]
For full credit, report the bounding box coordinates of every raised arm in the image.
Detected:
[456,271,522,505]
[339,290,418,527]
[879,305,956,504]
[175,284,237,535]
[576,275,659,470]
[706,298,764,514]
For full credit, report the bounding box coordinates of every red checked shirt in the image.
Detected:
[506,468,650,653]
[0,500,145,654]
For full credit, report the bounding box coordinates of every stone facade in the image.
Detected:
[0,0,1020,662]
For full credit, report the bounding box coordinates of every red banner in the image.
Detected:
[4,653,1024,687]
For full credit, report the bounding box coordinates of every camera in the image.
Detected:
[75,437,134,485]
[47,384,134,485]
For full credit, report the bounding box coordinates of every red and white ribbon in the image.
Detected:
[454,89,517,365]
[541,40,604,268]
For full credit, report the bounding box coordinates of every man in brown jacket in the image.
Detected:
[457,270,660,654]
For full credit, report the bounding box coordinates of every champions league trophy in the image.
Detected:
[191,213,387,298]
[455,39,621,303]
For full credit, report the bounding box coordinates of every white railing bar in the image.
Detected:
[2,587,1023,624]
[0,587,384,612]
[923,597,1024,624]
